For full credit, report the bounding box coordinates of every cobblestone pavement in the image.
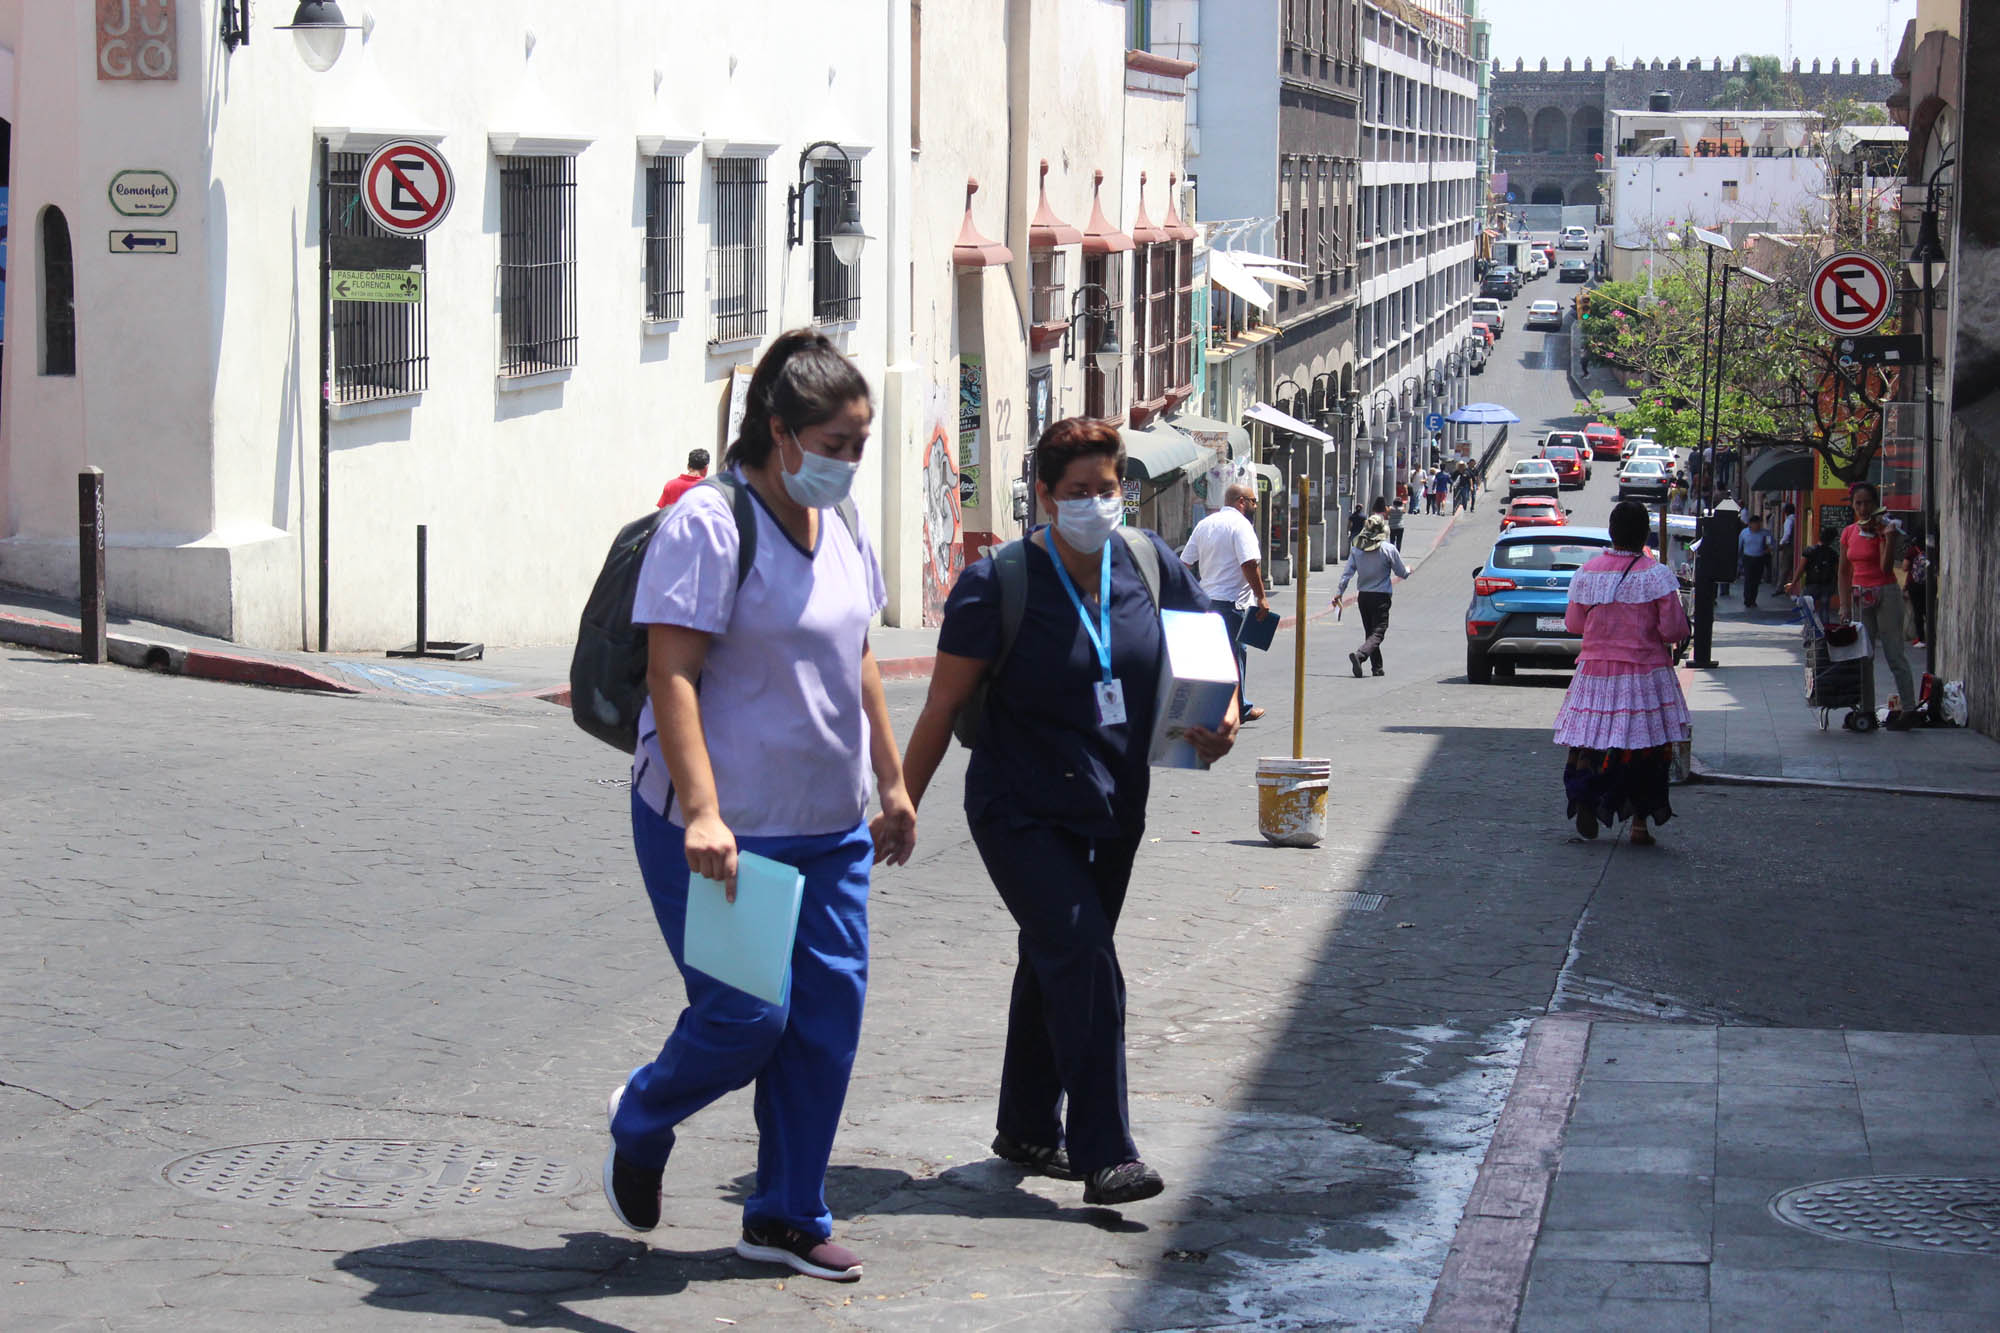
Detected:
[9,321,2000,1330]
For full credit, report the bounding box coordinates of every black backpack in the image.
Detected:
[951,528,1162,749]
[1801,541,1840,587]
[569,474,860,752]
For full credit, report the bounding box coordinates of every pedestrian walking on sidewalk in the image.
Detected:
[1333,513,1409,677]
[1180,481,1271,723]
[1791,526,1841,620]
[1348,502,1367,542]
[1552,501,1692,845]
[1431,466,1451,515]
[656,448,711,508]
[895,418,1239,1209]
[1387,496,1407,550]
[1737,512,1773,609]
[606,330,917,1282]
[1838,481,1919,732]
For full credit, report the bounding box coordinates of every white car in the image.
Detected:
[1628,443,1675,466]
[1525,299,1563,330]
[1508,458,1561,498]
[1560,225,1591,251]
[1471,297,1506,335]
[1615,458,1670,501]
[1525,251,1550,278]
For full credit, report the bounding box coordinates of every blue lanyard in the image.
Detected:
[1047,532,1113,683]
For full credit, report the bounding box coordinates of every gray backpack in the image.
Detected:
[951,528,1162,749]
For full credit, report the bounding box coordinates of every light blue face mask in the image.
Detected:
[1054,495,1124,553]
[780,428,859,509]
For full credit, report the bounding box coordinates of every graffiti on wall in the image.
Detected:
[921,385,963,626]
[958,355,984,510]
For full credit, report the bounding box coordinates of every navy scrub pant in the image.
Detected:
[971,818,1145,1176]
[613,790,871,1240]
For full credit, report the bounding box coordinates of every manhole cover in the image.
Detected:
[162,1140,580,1214]
[1771,1177,2000,1255]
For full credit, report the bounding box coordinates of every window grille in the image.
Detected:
[498,154,579,376]
[40,206,75,377]
[325,151,428,402]
[1173,239,1194,388]
[1030,249,1066,326]
[1144,242,1173,404]
[812,157,860,325]
[1083,254,1124,421]
[710,156,767,344]
[644,154,686,322]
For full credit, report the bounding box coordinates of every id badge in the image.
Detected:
[1093,679,1128,727]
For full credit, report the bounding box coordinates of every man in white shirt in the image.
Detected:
[1181,482,1271,722]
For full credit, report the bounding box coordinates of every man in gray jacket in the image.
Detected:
[1333,514,1410,677]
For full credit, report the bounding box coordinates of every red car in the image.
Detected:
[1499,497,1567,530]
[1583,421,1627,461]
[1471,322,1495,348]
[1539,244,1557,267]
[1541,444,1587,489]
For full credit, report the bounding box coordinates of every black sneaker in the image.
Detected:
[1884,710,1919,732]
[603,1069,662,1232]
[991,1132,1080,1180]
[1575,806,1599,840]
[1082,1160,1165,1206]
[736,1222,863,1281]
[1349,652,1364,678]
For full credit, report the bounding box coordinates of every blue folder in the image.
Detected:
[1237,606,1280,652]
[684,852,805,1007]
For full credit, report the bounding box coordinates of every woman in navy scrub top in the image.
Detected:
[899,418,1239,1206]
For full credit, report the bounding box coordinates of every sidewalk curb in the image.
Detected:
[1,612,360,695]
[1422,1014,1593,1333]
[1687,756,2000,804]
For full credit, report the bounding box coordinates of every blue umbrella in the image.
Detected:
[1446,402,1522,424]
[1444,403,1522,471]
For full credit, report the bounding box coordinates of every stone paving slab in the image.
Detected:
[1442,1019,2000,1331]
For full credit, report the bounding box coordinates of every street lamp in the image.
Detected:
[1693,226,1734,505]
[1906,155,1953,721]
[274,0,362,73]
[787,142,869,267]
[1062,283,1125,376]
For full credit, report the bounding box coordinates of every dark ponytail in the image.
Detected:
[728,329,873,469]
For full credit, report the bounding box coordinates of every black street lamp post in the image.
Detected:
[1906,156,1954,722]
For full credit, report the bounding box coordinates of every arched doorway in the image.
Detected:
[1532,106,1568,155]
[1572,107,1604,157]
[1494,107,1529,154]
[1530,183,1566,206]
[1567,180,1602,207]
[38,205,73,377]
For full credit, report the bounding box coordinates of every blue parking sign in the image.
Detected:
[1425,412,1444,433]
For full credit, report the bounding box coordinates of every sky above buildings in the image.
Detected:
[1480,0,1914,69]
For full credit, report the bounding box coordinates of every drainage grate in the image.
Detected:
[1228,887,1384,911]
[162,1140,580,1214]
[1771,1176,2000,1255]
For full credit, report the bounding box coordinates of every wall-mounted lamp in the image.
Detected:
[787,141,869,268]
[275,1,363,72]
[1063,282,1125,376]
[220,0,251,51]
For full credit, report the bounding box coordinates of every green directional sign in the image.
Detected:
[332,269,425,303]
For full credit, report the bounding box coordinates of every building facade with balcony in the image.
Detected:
[1353,0,1481,505]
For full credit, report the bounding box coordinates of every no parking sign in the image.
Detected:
[1810,251,1893,336]
[360,140,454,237]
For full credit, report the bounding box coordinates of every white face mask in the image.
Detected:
[1053,495,1124,553]
[780,428,859,509]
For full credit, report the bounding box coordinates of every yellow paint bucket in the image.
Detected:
[1256,757,1331,847]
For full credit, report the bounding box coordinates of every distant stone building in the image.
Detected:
[1489,55,1898,214]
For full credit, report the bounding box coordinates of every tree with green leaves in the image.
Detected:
[1710,55,1802,111]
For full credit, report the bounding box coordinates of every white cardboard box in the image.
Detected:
[1149,609,1240,770]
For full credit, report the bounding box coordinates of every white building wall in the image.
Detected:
[1,0,897,649]
[1610,156,1830,260]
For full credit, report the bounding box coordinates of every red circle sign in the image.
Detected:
[360,140,454,236]
[1810,251,1893,336]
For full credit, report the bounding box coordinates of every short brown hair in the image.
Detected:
[1034,417,1124,489]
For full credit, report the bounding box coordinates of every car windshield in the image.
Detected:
[1515,461,1555,474]
[1622,460,1664,474]
[1547,433,1586,448]
[1545,447,1577,460]
[1493,539,1607,571]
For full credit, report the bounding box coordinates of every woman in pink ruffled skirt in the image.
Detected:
[1553,501,1691,845]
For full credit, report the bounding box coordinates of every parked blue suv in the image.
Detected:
[1465,526,1613,684]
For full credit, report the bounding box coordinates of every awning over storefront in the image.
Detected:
[1244,401,1333,443]
[1242,264,1309,291]
[1169,414,1250,460]
[1745,446,1817,493]
[1120,422,1206,482]
[1208,249,1274,309]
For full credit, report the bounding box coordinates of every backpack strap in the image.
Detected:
[990,540,1029,677]
[1117,526,1162,611]
[698,474,760,590]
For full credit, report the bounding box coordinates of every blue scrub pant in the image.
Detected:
[613,791,871,1240]
[971,818,1144,1175]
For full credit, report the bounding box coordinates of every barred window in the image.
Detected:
[811,157,860,325]
[325,151,427,403]
[39,206,75,377]
[643,154,685,322]
[710,156,766,344]
[1030,249,1066,326]
[1135,242,1173,407]
[1173,239,1194,388]
[498,154,579,376]
[1082,253,1124,421]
